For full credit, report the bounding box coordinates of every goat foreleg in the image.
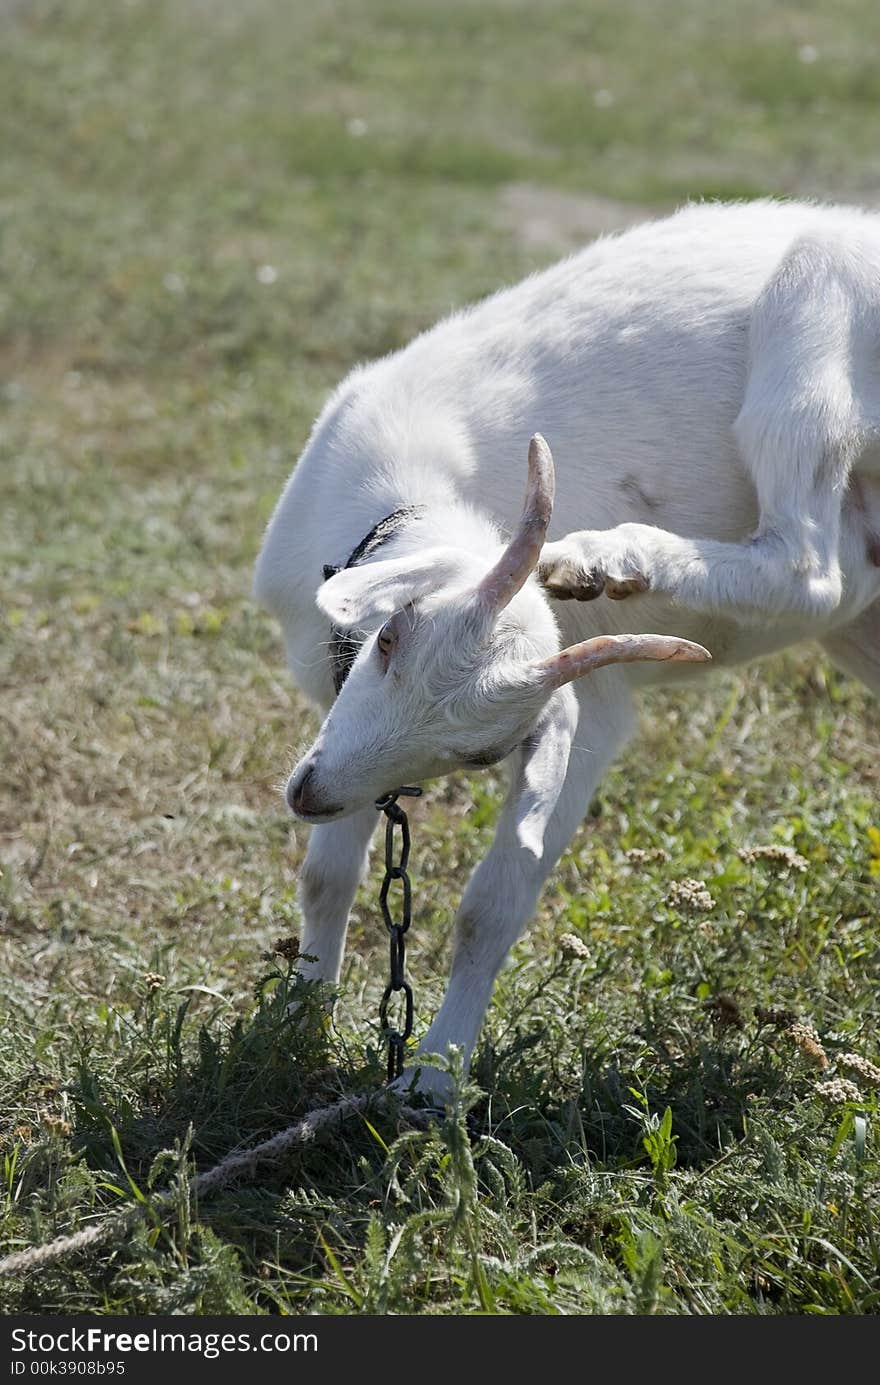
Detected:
[400,686,635,1100]
[296,806,378,984]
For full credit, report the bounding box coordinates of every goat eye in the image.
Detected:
[377,626,395,659]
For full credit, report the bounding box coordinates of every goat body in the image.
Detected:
[255,200,880,1097]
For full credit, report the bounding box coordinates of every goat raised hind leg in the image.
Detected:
[540,235,867,627]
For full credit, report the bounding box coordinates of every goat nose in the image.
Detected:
[287,762,319,816]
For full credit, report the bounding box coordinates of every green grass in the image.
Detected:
[1,0,878,1315]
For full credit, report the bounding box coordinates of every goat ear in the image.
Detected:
[509,688,578,859]
[316,548,466,629]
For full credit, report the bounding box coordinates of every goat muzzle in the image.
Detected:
[286,761,344,820]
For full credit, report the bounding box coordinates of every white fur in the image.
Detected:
[254,200,880,1099]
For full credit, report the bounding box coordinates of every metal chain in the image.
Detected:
[374,785,422,1082]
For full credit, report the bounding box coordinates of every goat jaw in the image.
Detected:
[532,633,711,689]
[476,434,555,617]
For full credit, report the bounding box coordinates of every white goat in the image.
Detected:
[254,199,880,1099]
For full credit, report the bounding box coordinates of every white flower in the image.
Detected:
[816,1078,860,1104]
[839,1053,880,1089]
[346,117,368,137]
[738,844,808,873]
[256,264,279,285]
[559,932,591,962]
[667,877,714,912]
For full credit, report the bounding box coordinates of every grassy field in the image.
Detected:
[1,0,878,1315]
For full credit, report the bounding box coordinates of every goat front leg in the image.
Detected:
[296,806,378,985]
[399,687,635,1102]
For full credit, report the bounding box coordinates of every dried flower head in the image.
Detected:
[815,1078,861,1104]
[265,935,301,963]
[739,844,808,872]
[667,878,715,912]
[838,1053,880,1088]
[559,932,591,962]
[755,1005,797,1029]
[41,1115,72,1139]
[626,847,670,865]
[144,972,165,992]
[789,1021,829,1070]
[705,993,744,1031]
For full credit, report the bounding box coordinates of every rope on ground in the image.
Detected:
[0,1091,428,1279]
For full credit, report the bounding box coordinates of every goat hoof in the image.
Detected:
[545,578,604,601]
[539,537,650,603]
[540,562,605,602]
[389,1065,454,1107]
[541,564,649,602]
[604,572,650,599]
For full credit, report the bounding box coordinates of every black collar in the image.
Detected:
[323,506,425,694]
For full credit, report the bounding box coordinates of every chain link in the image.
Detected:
[374,785,422,1082]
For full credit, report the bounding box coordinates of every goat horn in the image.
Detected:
[476,434,555,616]
[533,633,712,689]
